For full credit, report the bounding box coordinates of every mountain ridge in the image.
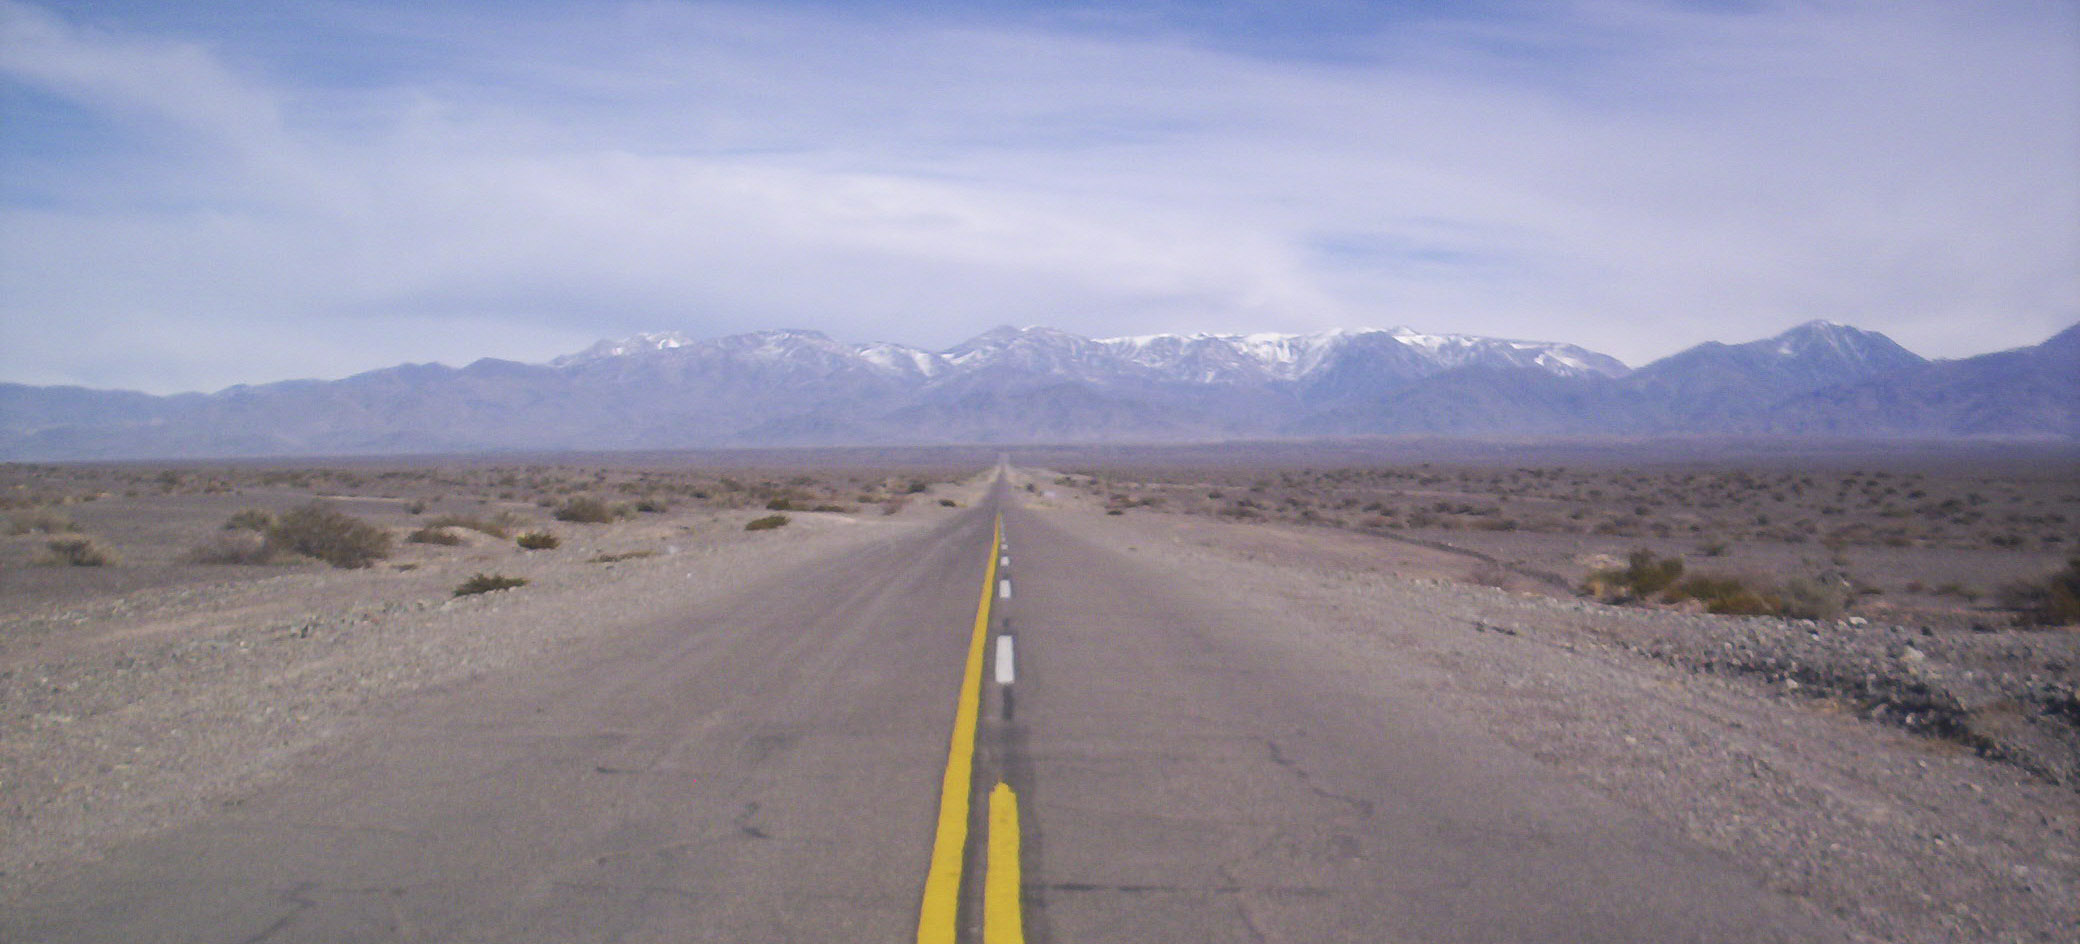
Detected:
[2,320,2071,459]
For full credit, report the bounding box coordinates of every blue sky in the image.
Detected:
[3,0,2076,393]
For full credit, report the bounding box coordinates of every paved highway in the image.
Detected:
[6,474,1844,942]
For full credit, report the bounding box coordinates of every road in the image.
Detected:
[6,474,1845,942]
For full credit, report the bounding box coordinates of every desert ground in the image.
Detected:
[3,441,2076,942]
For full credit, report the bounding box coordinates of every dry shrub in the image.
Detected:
[267,503,392,569]
[516,530,560,550]
[43,537,116,566]
[744,514,790,531]
[1777,577,1850,621]
[554,497,619,523]
[454,572,527,596]
[187,530,275,565]
[1582,549,1685,601]
[223,508,275,532]
[589,549,657,563]
[1666,575,1778,616]
[2002,557,2080,627]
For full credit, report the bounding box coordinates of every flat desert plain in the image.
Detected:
[3,442,2075,943]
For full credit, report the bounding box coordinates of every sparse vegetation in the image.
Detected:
[554,496,620,523]
[1583,550,1686,602]
[266,503,392,569]
[407,525,464,546]
[1777,576,1851,621]
[223,509,276,532]
[43,537,116,566]
[516,531,561,550]
[744,514,790,531]
[2002,557,2080,627]
[186,530,275,565]
[589,549,657,563]
[453,572,527,596]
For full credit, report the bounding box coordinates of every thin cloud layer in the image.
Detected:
[2,0,2074,393]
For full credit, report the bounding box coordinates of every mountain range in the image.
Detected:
[2,320,2074,459]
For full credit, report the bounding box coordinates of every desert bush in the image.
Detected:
[589,549,658,563]
[43,537,116,566]
[554,497,619,523]
[223,508,276,532]
[1582,550,1685,601]
[266,503,392,569]
[453,572,527,596]
[634,498,669,513]
[187,530,275,564]
[2001,557,2080,626]
[765,497,794,511]
[745,514,790,531]
[1778,577,1850,621]
[407,525,464,546]
[1666,574,1778,616]
[8,508,76,534]
[939,499,959,508]
[516,530,560,550]
[1934,582,1982,602]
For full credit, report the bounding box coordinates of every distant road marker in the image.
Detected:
[999,578,1011,600]
[995,635,1016,685]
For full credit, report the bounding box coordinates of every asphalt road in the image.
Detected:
[7,476,1846,942]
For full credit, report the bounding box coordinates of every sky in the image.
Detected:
[2,0,2076,394]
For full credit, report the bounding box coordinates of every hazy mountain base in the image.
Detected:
[3,321,2072,460]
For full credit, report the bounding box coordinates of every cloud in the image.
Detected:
[2,0,2075,392]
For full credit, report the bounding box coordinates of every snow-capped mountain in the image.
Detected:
[2,320,2069,459]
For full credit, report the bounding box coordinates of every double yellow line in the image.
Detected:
[917,515,1024,944]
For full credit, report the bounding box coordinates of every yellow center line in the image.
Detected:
[916,514,1002,944]
[986,782,1025,944]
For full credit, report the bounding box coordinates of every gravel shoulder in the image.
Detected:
[1013,471,2077,944]
[0,491,983,897]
